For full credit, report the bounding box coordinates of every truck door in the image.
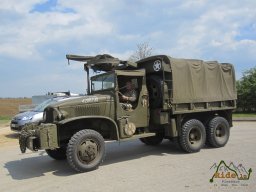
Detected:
[115,69,149,139]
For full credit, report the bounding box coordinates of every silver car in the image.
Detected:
[10,97,69,131]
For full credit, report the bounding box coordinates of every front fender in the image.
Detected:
[58,116,120,140]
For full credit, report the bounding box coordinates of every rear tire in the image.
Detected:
[66,129,105,172]
[206,117,230,148]
[45,146,67,160]
[179,119,206,153]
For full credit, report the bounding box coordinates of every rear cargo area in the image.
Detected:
[170,58,237,104]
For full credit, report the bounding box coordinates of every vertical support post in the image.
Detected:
[84,64,90,95]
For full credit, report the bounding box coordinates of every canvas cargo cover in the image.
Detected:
[170,58,237,104]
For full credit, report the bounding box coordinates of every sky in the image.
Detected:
[0,0,256,97]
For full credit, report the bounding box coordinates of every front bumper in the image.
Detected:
[19,123,59,153]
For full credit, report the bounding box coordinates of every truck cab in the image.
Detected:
[85,68,151,139]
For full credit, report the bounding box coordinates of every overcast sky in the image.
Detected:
[0,0,256,97]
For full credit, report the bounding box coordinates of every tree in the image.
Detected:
[236,67,256,112]
[129,42,153,62]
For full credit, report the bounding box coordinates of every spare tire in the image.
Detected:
[147,75,163,108]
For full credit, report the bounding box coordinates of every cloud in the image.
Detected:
[1,0,44,13]
[0,0,256,97]
[0,0,114,60]
[160,1,256,66]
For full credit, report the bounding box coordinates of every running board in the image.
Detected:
[120,133,156,142]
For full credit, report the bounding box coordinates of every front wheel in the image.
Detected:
[66,129,105,172]
[179,119,206,153]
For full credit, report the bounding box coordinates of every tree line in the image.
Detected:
[236,67,256,112]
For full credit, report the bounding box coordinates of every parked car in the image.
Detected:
[10,97,72,132]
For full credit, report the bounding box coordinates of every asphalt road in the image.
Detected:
[0,122,255,192]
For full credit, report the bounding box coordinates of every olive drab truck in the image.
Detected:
[19,54,237,172]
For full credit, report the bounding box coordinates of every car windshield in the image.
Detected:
[33,99,58,112]
[91,73,115,92]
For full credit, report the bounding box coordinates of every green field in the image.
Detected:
[233,113,256,117]
[0,116,11,126]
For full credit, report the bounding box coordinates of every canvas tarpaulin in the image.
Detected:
[170,58,237,104]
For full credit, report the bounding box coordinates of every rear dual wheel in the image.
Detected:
[206,117,230,148]
[179,117,230,153]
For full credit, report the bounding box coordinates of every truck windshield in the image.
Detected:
[91,73,115,92]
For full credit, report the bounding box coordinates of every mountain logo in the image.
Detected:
[209,160,252,183]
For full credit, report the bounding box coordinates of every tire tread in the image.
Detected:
[66,129,105,172]
[179,119,206,153]
[207,117,229,148]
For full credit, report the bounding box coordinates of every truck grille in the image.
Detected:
[75,105,100,116]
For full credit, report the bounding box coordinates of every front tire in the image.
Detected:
[179,119,206,153]
[206,117,230,148]
[66,129,105,172]
[45,146,67,160]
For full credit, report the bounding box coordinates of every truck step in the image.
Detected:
[120,132,156,142]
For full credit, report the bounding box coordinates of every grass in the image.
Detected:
[0,116,11,125]
[233,113,256,118]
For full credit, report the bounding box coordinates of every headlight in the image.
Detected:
[59,110,68,119]
[21,116,33,121]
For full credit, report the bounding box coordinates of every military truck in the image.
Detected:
[19,54,237,172]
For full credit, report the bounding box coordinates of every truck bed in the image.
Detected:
[137,55,237,113]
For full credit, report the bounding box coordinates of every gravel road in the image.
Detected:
[0,122,255,192]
